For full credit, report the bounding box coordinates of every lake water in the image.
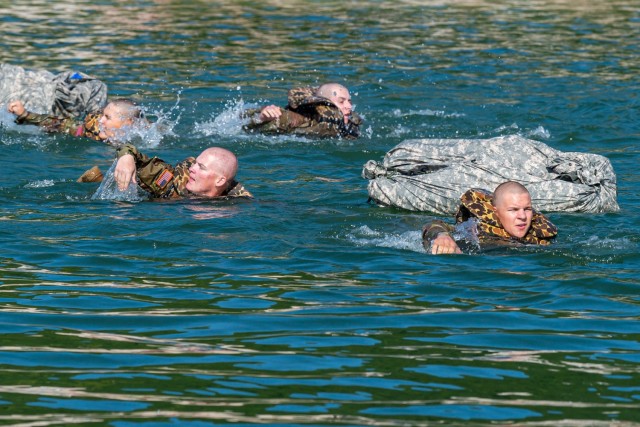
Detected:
[1,1,639,425]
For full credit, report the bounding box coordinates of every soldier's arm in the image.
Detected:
[422,220,462,254]
[243,105,283,125]
[116,144,152,166]
[14,109,85,136]
[115,144,154,191]
[244,107,311,132]
[115,144,177,196]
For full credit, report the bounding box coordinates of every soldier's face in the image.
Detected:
[493,192,533,239]
[327,88,352,122]
[99,104,133,141]
[186,153,221,197]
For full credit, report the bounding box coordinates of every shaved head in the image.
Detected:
[315,83,348,100]
[493,181,530,207]
[315,83,353,122]
[492,181,534,238]
[186,147,239,198]
[201,147,238,182]
[108,98,143,120]
[99,98,144,141]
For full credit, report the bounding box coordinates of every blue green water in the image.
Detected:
[1,1,639,425]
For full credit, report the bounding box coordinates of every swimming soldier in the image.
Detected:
[8,98,146,146]
[422,181,557,254]
[243,83,362,139]
[112,144,251,200]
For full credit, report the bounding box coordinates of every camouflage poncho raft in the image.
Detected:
[0,63,107,118]
[243,86,362,139]
[422,189,558,251]
[363,135,618,214]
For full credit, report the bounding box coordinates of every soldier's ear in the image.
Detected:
[215,175,227,188]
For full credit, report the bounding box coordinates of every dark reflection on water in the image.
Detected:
[1,0,639,425]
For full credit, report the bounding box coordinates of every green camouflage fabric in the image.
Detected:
[116,144,252,199]
[0,63,107,118]
[363,135,619,214]
[14,110,104,142]
[243,86,362,139]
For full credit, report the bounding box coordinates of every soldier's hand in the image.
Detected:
[430,233,462,255]
[115,154,136,191]
[259,105,282,122]
[8,100,25,116]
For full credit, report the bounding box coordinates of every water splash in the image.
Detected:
[485,123,550,140]
[390,124,412,137]
[195,98,251,137]
[391,108,465,119]
[137,96,181,147]
[0,107,44,143]
[105,100,179,148]
[580,236,634,250]
[347,225,425,253]
[526,126,551,139]
[91,159,147,202]
[24,179,55,188]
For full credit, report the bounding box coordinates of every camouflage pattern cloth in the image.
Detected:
[422,189,557,251]
[116,144,252,199]
[362,135,619,214]
[0,63,107,118]
[14,109,104,142]
[243,86,362,139]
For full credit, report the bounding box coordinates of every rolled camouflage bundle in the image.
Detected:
[0,63,107,118]
[362,135,618,214]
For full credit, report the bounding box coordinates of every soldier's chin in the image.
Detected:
[512,227,528,238]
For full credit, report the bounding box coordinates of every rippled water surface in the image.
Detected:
[1,1,639,425]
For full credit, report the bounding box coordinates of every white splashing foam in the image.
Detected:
[391,108,465,119]
[91,159,148,202]
[347,225,426,253]
[24,179,55,188]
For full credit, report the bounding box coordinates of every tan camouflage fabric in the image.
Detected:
[457,189,557,244]
[422,189,557,250]
[243,86,362,139]
[363,135,619,214]
[14,110,104,142]
[0,63,107,118]
[116,144,252,199]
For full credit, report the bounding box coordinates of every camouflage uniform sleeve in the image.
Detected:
[244,108,312,134]
[422,220,455,242]
[116,144,177,197]
[14,110,85,136]
[116,144,152,163]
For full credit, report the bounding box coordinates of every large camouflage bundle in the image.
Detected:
[362,135,619,214]
[0,63,107,118]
